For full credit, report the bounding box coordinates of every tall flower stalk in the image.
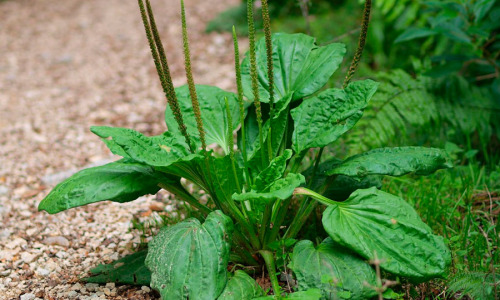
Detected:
[232,26,253,185]
[138,0,193,151]
[343,0,372,88]
[247,0,266,168]
[181,0,206,150]
[261,0,275,162]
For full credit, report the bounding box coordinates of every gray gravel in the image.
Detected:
[0,0,241,298]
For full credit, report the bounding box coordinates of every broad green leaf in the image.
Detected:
[290,238,377,299]
[38,160,167,214]
[165,85,240,152]
[254,289,323,300]
[253,150,293,190]
[304,157,381,201]
[322,187,451,281]
[241,33,345,104]
[218,270,264,300]
[240,102,290,176]
[146,211,234,299]
[91,126,199,167]
[291,80,379,153]
[394,27,437,43]
[326,147,452,179]
[83,250,150,286]
[323,175,382,202]
[232,173,305,204]
[238,104,262,161]
[203,155,244,203]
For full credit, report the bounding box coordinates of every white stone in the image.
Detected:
[20,293,35,300]
[55,251,67,259]
[37,268,50,276]
[26,228,38,236]
[0,249,18,261]
[5,237,27,249]
[43,236,70,247]
[85,283,99,292]
[0,229,11,239]
[21,252,40,263]
[0,185,8,196]
[105,282,115,289]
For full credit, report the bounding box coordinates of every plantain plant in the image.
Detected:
[39,0,453,299]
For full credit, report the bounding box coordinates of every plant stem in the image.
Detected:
[158,182,211,215]
[287,150,307,175]
[181,0,206,150]
[285,200,317,239]
[309,147,324,185]
[343,0,372,88]
[247,0,267,168]
[285,185,340,239]
[261,0,275,163]
[293,187,337,206]
[140,0,193,151]
[281,148,324,239]
[259,203,273,246]
[233,231,259,265]
[258,250,282,298]
[265,197,292,245]
[232,26,252,186]
[225,97,242,193]
[229,201,262,250]
[295,147,323,217]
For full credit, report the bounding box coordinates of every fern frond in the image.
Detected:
[448,271,499,300]
[343,70,500,156]
[344,70,438,154]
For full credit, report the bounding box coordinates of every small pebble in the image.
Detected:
[43,236,70,247]
[21,252,40,263]
[37,268,50,276]
[67,290,78,298]
[0,185,8,196]
[20,293,35,300]
[5,237,27,249]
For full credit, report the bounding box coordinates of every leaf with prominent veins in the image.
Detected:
[327,147,452,179]
[241,33,346,105]
[291,80,379,153]
[322,187,451,281]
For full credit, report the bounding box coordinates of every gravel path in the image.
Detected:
[0,0,241,298]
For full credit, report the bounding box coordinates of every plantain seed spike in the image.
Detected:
[261,0,274,115]
[247,0,266,167]
[343,0,372,88]
[141,0,193,151]
[232,26,247,157]
[261,0,274,162]
[181,0,206,150]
